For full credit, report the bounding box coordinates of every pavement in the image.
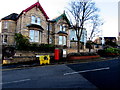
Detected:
[1,56,119,70]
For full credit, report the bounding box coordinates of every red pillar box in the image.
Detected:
[54,48,60,60]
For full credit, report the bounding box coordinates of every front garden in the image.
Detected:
[97,47,120,57]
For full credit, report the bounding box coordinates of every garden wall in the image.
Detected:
[3,51,54,64]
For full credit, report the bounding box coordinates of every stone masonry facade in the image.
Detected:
[0,1,71,48]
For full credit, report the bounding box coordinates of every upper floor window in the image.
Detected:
[4,21,8,29]
[60,25,62,31]
[31,16,36,24]
[60,25,66,31]
[31,16,41,25]
[37,17,41,25]
[63,26,66,31]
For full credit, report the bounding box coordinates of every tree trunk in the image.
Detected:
[89,48,91,52]
[77,38,80,52]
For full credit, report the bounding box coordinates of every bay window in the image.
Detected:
[29,30,41,43]
[59,36,66,45]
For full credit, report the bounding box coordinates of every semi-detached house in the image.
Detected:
[0,1,87,50]
[0,1,71,48]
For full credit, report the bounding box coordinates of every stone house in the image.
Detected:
[0,1,71,48]
[70,29,87,49]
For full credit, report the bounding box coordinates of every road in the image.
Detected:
[67,58,120,89]
[2,58,120,89]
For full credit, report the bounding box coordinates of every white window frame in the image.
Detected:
[59,36,66,45]
[31,16,36,24]
[4,21,8,29]
[29,30,41,43]
[63,26,66,31]
[37,17,41,25]
[60,25,62,31]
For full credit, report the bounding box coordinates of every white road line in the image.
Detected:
[64,67,110,75]
[0,79,31,85]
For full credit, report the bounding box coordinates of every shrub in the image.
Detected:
[97,48,120,56]
[67,52,98,57]
[106,48,120,54]
[14,33,55,52]
[14,33,30,50]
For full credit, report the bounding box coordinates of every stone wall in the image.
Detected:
[3,51,54,64]
[1,20,16,45]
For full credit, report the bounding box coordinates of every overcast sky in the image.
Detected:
[0,0,119,38]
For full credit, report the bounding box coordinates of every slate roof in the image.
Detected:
[57,31,68,36]
[1,13,18,21]
[26,24,44,30]
[18,1,49,19]
[51,13,70,26]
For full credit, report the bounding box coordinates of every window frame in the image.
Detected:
[2,35,7,43]
[4,21,8,29]
[31,15,36,24]
[59,36,66,45]
[29,30,41,43]
[37,17,41,25]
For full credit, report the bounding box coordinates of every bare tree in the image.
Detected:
[66,0,99,52]
[88,15,103,41]
[86,15,103,52]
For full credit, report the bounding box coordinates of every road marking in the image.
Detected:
[64,67,110,75]
[0,79,31,85]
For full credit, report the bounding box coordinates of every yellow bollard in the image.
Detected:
[3,60,11,64]
[39,55,50,65]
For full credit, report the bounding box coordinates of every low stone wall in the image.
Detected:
[67,55,100,61]
[3,51,54,64]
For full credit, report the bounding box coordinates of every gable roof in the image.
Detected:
[51,12,70,26]
[18,1,49,19]
[1,13,18,21]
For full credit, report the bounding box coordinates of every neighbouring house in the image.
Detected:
[49,12,71,47]
[94,37,103,49]
[104,37,117,47]
[0,1,71,48]
[70,29,87,49]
